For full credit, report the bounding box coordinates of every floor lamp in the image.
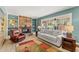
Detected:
[65,23,74,38]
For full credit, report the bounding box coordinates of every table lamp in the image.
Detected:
[37,26,41,31]
[65,22,74,38]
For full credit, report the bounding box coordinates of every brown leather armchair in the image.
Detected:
[10,29,25,43]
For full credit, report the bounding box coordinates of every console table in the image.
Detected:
[62,37,76,52]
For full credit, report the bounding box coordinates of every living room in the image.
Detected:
[0,6,79,52]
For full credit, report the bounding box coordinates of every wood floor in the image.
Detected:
[0,34,79,52]
[0,39,16,52]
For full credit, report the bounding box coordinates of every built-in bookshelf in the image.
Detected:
[32,19,36,32]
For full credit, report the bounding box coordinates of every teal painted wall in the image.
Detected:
[8,14,18,19]
[8,14,18,28]
[37,7,79,43]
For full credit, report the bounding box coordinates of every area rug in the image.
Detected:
[16,40,61,52]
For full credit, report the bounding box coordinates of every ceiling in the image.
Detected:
[4,6,74,18]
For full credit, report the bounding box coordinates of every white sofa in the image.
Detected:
[38,29,63,47]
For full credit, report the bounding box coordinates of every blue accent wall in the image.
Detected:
[8,14,18,19]
[8,14,18,28]
[37,7,79,43]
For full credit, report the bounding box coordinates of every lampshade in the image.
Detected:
[38,26,41,28]
[65,23,74,33]
[38,26,42,30]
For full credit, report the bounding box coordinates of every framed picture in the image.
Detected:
[41,13,72,31]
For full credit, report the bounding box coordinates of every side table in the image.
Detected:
[62,37,76,52]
